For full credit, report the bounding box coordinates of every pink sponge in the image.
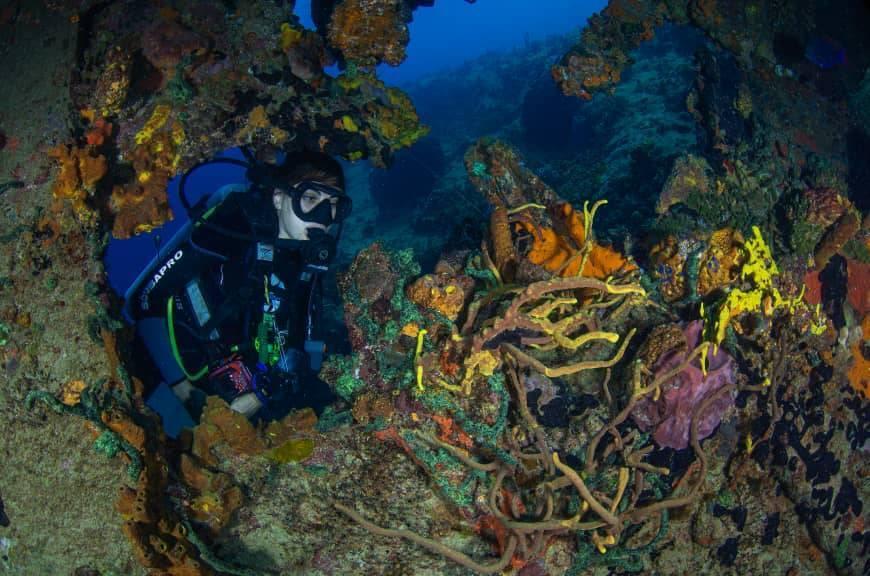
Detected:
[631,320,736,449]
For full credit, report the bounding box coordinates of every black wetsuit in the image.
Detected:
[130,185,332,422]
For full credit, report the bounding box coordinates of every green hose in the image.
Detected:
[167,296,208,381]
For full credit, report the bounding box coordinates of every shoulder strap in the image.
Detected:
[302,268,326,371]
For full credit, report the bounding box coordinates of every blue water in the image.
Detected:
[294,0,606,85]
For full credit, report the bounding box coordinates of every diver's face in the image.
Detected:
[273,186,340,240]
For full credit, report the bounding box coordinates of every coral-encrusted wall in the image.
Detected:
[0,5,146,573]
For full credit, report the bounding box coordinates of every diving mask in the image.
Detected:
[288,180,352,226]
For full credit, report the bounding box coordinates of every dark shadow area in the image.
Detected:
[846,127,870,213]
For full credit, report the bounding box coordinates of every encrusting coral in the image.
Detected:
[656,153,712,216]
[405,272,474,322]
[515,201,637,280]
[697,227,745,296]
[648,235,689,302]
[43,0,435,239]
[702,226,813,345]
[48,143,108,226]
[552,0,667,100]
[26,368,215,574]
[109,104,181,238]
[327,0,410,67]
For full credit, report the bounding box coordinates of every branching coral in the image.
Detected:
[336,314,731,570]
[329,154,725,570]
[468,275,644,375]
[323,131,786,571]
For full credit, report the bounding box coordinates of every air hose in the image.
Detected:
[167,296,209,381]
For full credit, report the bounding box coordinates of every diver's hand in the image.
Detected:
[230,392,263,417]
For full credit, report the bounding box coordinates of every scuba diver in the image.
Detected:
[122,149,351,437]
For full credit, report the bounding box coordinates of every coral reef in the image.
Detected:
[656,154,711,216]
[309,142,803,574]
[116,450,213,575]
[631,320,736,449]
[696,227,745,296]
[463,139,637,284]
[649,234,691,302]
[648,227,747,304]
[814,208,862,269]
[109,104,180,238]
[405,271,474,322]
[703,226,810,345]
[54,0,434,237]
[47,143,107,227]
[2,1,869,575]
[552,0,667,100]
[786,187,852,258]
[327,0,410,67]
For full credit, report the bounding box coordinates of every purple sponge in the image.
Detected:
[631,320,736,449]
